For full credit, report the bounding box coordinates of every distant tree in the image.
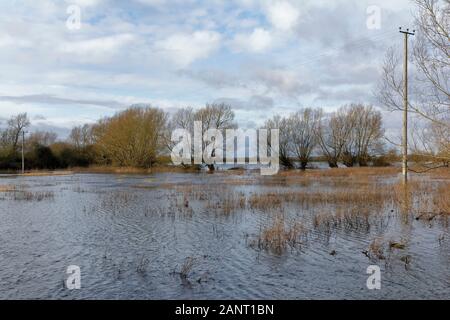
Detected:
[194,103,236,170]
[0,113,30,155]
[317,108,354,168]
[27,145,59,169]
[69,124,94,149]
[290,108,322,170]
[264,115,294,168]
[165,107,195,156]
[27,131,57,148]
[93,106,168,168]
[342,104,384,167]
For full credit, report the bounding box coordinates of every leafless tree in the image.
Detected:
[69,124,94,149]
[0,113,30,155]
[317,107,354,168]
[264,115,294,168]
[27,131,58,148]
[290,108,322,170]
[341,104,384,167]
[165,104,236,169]
[194,103,236,170]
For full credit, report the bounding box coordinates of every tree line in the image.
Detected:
[0,103,393,171]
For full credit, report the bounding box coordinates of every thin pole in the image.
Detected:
[399,27,415,184]
[22,130,25,174]
[402,32,408,184]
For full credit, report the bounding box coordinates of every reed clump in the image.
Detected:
[366,238,386,260]
[0,185,16,192]
[253,215,306,254]
[12,190,54,201]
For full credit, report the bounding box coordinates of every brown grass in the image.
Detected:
[253,215,305,254]
[0,185,16,192]
[366,238,386,260]
[247,185,391,211]
[13,171,73,177]
[180,257,196,279]
[12,190,55,201]
[72,165,202,174]
[279,167,399,178]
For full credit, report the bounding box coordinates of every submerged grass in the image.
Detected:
[251,215,306,254]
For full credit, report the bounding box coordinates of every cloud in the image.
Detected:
[231,28,273,53]
[178,69,245,89]
[156,30,221,67]
[0,94,123,108]
[67,0,104,7]
[264,1,299,31]
[214,95,274,111]
[58,34,136,63]
[251,67,314,97]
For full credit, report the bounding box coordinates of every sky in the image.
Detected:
[0,0,416,138]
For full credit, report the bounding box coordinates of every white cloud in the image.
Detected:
[156,30,221,67]
[65,0,104,7]
[58,34,135,62]
[231,28,272,53]
[265,1,300,31]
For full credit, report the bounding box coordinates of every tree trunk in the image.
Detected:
[300,161,308,170]
[328,160,338,168]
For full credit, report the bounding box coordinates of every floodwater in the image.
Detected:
[0,172,448,299]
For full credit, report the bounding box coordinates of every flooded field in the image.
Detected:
[0,169,448,299]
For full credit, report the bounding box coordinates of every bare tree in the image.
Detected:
[341,104,384,167]
[194,103,236,170]
[27,131,57,147]
[317,107,354,168]
[290,108,322,170]
[264,115,294,168]
[0,113,30,155]
[69,124,94,149]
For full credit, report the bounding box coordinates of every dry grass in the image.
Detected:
[247,185,391,211]
[0,185,16,192]
[179,257,196,279]
[207,192,246,215]
[279,167,399,178]
[365,238,386,260]
[252,215,305,254]
[21,171,73,177]
[433,184,450,215]
[72,165,203,174]
[248,193,283,211]
[1,183,54,201]
[12,190,55,201]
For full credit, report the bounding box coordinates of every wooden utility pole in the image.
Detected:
[399,27,415,184]
[21,130,25,174]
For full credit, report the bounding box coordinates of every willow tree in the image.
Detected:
[93,107,167,168]
[290,108,322,170]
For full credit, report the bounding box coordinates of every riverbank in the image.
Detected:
[1,164,448,179]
